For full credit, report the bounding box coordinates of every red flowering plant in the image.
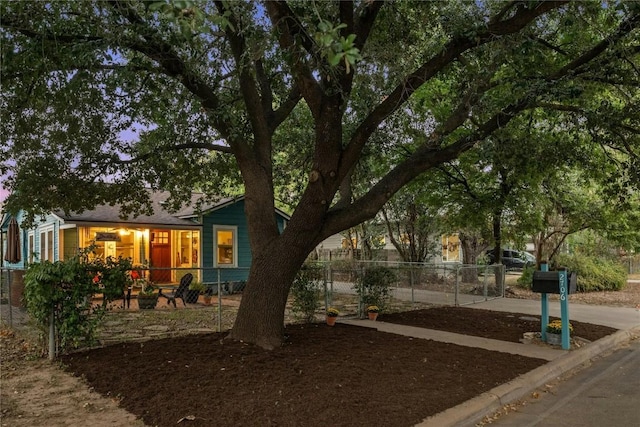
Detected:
[129,267,155,295]
[91,255,134,304]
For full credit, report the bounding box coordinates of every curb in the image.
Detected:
[416,326,640,427]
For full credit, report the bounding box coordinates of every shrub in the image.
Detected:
[517,266,535,288]
[554,253,626,292]
[290,266,323,323]
[189,281,206,293]
[354,266,395,313]
[23,248,132,354]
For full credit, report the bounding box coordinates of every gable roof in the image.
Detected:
[179,195,291,221]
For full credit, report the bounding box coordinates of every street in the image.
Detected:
[488,339,640,426]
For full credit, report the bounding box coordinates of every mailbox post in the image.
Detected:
[558,270,570,349]
[532,267,576,350]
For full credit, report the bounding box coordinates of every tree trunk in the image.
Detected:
[228,240,309,349]
[459,235,479,284]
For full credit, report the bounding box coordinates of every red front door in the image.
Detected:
[150,230,172,283]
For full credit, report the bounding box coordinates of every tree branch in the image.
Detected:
[322,8,638,238]
[271,86,301,132]
[265,1,324,117]
[341,1,567,183]
[105,1,235,143]
[116,142,232,164]
[214,0,271,165]
[337,0,384,97]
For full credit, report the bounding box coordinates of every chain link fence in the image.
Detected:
[318,261,505,318]
[2,263,505,351]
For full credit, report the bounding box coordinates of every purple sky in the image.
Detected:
[0,188,9,203]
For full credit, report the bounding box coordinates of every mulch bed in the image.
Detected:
[380,306,618,343]
[60,307,617,427]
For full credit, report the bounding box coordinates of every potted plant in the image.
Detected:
[326,307,339,326]
[546,320,573,345]
[186,281,205,304]
[367,305,380,321]
[137,280,158,309]
[203,285,215,306]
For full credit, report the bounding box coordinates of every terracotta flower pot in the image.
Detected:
[326,316,337,326]
[368,312,378,321]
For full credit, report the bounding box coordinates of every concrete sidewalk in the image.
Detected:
[342,299,640,427]
[341,319,566,361]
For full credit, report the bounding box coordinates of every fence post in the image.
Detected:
[483,264,488,300]
[323,275,329,312]
[454,264,459,306]
[329,264,334,300]
[359,265,364,318]
[216,269,222,333]
[410,264,415,304]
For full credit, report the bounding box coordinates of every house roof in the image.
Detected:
[55,190,202,228]
[180,195,291,221]
[53,190,290,227]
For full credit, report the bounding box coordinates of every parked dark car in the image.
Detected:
[485,249,533,270]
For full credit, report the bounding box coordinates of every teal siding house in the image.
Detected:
[196,197,288,284]
[1,192,289,287]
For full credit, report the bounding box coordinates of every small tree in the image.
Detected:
[354,266,395,316]
[289,265,323,323]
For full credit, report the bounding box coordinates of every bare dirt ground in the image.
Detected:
[1,278,638,427]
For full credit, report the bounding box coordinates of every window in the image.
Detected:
[177,230,199,266]
[214,226,237,267]
[28,232,35,263]
[39,226,55,262]
[441,234,460,262]
[341,237,357,249]
[153,231,169,244]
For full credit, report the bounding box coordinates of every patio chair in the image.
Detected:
[158,273,193,308]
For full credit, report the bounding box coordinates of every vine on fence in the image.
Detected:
[23,247,133,354]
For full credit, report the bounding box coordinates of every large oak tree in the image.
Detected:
[2,1,639,348]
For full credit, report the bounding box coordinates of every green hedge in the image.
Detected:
[554,253,627,292]
[517,254,627,292]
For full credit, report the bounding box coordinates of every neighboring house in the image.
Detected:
[315,232,462,263]
[1,191,289,284]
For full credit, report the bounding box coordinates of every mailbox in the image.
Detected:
[532,271,576,294]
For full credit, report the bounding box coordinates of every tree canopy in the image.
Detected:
[2,1,639,348]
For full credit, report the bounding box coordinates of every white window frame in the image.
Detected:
[213,225,238,268]
[39,225,55,262]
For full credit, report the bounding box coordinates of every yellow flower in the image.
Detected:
[546,320,573,334]
[326,307,339,317]
[367,305,379,313]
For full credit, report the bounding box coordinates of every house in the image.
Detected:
[315,232,462,264]
[1,191,289,285]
